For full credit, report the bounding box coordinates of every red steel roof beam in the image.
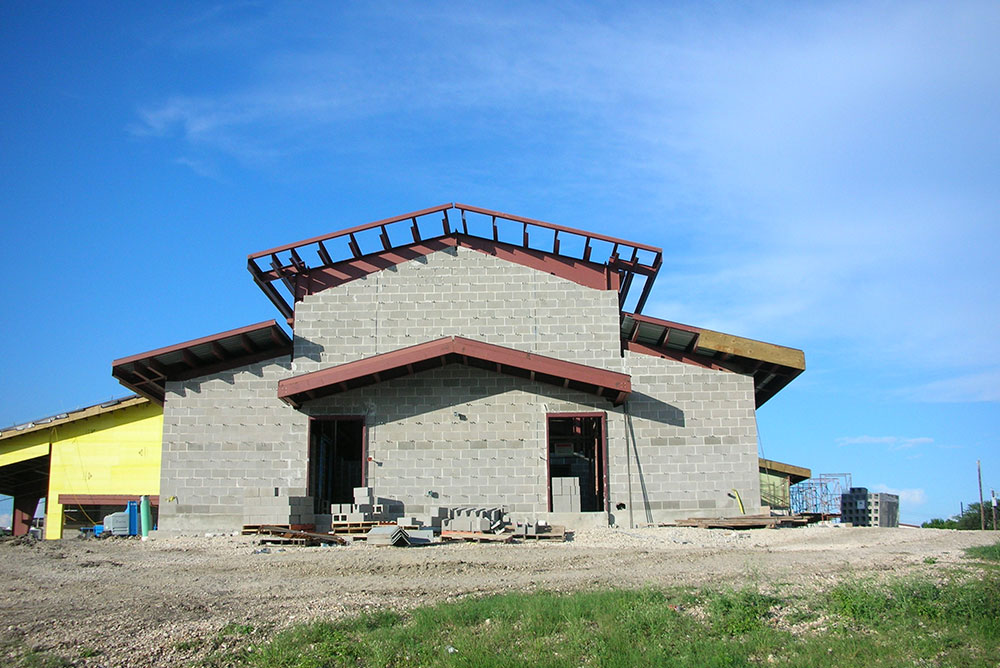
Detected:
[316,240,334,267]
[247,203,453,260]
[454,203,660,254]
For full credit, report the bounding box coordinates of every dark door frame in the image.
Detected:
[545,412,608,513]
[306,415,367,510]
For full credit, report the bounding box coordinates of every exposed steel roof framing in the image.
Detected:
[248,203,663,321]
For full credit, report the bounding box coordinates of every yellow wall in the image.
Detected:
[4,401,165,539]
[0,431,50,467]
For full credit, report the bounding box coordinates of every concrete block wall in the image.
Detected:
[613,350,761,524]
[292,245,623,373]
[153,248,765,533]
[158,356,309,534]
[303,363,613,517]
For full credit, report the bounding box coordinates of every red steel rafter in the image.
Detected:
[248,203,662,319]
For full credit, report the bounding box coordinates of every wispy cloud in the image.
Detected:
[0,512,9,529]
[837,435,933,451]
[897,370,1000,404]
[873,484,927,506]
[130,2,1000,402]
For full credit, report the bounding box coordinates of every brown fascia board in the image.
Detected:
[0,396,150,442]
[278,336,632,407]
[758,458,812,484]
[626,312,805,372]
[695,329,805,371]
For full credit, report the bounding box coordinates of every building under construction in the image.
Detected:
[5,204,808,536]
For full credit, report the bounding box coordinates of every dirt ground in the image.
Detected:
[1,525,996,667]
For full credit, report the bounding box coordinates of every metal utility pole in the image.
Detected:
[992,489,997,531]
[978,460,985,531]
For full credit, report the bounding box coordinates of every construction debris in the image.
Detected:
[669,514,822,530]
[366,525,410,547]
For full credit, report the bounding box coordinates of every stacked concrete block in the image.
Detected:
[242,490,314,526]
[330,488,403,523]
[354,486,374,506]
[551,477,581,513]
[440,506,505,533]
[396,516,422,528]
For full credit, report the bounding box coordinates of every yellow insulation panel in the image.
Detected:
[0,432,50,467]
[44,401,163,539]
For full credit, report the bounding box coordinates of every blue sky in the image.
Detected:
[1,1,997,526]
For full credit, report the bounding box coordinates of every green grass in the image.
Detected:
[195,568,1000,667]
[965,540,1000,562]
[0,639,72,668]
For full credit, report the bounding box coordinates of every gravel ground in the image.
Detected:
[1,525,996,667]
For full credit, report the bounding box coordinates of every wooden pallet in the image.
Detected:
[241,524,314,535]
[517,525,567,541]
[440,530,514,543]
[328,521,392,535]
[244,525,347,546]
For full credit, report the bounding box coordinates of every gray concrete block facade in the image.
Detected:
[292,245,623,371]
[157,245,763,533]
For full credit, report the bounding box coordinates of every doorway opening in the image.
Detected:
[308,417,365,515]
[547,413,606,512]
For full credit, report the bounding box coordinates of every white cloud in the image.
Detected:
[131,2,1000,402]
[873,484,927,506]
[898,370,1000,404]
[837,435,933,451]
[0,513,9,529]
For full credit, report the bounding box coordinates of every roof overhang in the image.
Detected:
[248,203,663,322]
[0,453,49,498]
[277,336,632,408]
[759,458,812,484]
[112,320,292,404]
[621,312,806,407]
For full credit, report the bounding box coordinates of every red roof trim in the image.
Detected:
[277,336,632,407]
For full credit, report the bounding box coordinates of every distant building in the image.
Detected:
[840,487,899,527]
